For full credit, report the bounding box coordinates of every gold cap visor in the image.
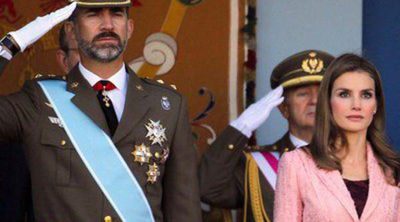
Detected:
[281,75,323,89]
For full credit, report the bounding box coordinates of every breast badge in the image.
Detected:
[145,119,167,146]
[131,143,152,165]
[146,163,160,184]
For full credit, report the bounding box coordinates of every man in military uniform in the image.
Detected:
[0,0,201,221]
[200,50,334,221]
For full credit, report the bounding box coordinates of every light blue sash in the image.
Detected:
[38,80,155,222]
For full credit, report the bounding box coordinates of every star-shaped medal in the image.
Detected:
[145,119,167,146]
[146,163,160,184]
[131,143,152,165]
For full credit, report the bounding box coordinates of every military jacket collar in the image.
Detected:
[66,64,149,144]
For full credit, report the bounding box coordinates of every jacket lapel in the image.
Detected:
[112,69,149,143]
[315,161,360,221]
[360,144,386,220]
[67,66,110,135]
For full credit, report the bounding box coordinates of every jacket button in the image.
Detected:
[60,140,66,146]
[104,216,112,222]
[228,144,234,150]
[284,147,289,152]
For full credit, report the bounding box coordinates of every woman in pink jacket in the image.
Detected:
[274,53,400,222]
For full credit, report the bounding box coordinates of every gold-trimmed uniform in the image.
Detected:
[200,126,295,222]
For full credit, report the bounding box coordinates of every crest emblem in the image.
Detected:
[161,96,171,110]
[146,163,160,183]
[145,119,167,146]
[301,52,324,74]
[131,143,153,165]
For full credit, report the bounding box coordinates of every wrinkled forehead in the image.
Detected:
[284,83,320,95]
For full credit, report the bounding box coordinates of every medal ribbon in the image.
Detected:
[250,151,280,190]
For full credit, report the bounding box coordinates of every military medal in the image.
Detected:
[145,119,167,146]
[155,146,169,164]
[102,90,111,107]
[131,143,152,165]
[161,96,171,110]
[146,163,160,183]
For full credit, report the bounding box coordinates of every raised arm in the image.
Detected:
[199,86,284,208]
[0,3,76,64]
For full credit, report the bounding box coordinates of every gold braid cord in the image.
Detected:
[222,209,233,222]
[245,153,271,222]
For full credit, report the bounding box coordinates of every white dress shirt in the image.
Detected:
[79,63,128,121]
[289,133,308,148]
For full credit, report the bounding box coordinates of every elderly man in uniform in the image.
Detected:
[0,0,201,221]
[200,50,334,221]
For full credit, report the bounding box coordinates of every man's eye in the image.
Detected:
[114,12,124,16]
[297,92,308,97]
[86,12,97,17]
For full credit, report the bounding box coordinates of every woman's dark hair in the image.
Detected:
[309,53,400,185]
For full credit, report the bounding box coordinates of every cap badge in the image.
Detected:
[145,119,167,146]
[302,52,324,74]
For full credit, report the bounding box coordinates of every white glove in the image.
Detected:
[230,85,284,138]
[8,2,77,52]
[0,46,12,60]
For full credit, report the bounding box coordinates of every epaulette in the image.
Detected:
[141,77,178,92]
[33,74,66,81]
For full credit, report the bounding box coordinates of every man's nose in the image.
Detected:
[100,12,114,31]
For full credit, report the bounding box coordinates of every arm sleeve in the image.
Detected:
[162,97,202,222]
[199,125,249,208]
[0,81,39,143]
[273,152,303,222]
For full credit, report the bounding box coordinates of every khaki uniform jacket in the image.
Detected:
[199,126,295,222]
[0,62,202,222]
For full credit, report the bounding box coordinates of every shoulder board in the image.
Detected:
[33,74,66,81]
[141,78,178,91]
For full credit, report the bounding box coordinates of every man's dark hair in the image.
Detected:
[58,24,70,54]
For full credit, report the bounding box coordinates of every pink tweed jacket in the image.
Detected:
[274,144,400,222]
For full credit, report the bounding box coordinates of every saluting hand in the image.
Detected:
[8,2,77,53]
[230,85,284,138]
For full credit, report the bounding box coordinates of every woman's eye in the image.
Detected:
[361,92,373,99]
[339,91,349,98]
